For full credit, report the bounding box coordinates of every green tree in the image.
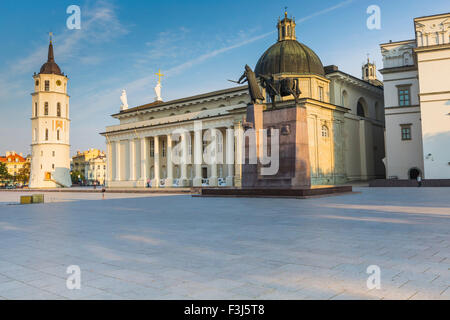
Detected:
[16,166,30,184]
[0,162,11,182]
[70,170,84,184]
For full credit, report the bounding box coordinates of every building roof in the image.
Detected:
[255,40,325,77]
[0,152,27,164]
[324,65,384,90]
[39,40,63,75]
[113,85,248,116]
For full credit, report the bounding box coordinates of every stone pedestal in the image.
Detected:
[242,102,311,188]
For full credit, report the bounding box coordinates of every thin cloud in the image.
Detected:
[9,0,128,75]
[75,0,358,117]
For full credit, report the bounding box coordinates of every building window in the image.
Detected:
[188,138,192,156]
[357,99,366,117]
[52,164,55,169]
[44,102,49,115]
[41,151,43,156]
[217,132,223,153]
[45,80,50,91]
[150,140,154,157]
[52,151,55,157]
[57,103,61,117]
[45,129,49,141]
[318,86,324,102]
[162,140,166,157]
[398,86,411,106]
[57,130,60,140]
[321,125,329,138]
[401,125,412,141]
[35,103,38,117]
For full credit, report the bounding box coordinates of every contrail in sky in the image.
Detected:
[165,0,357,77]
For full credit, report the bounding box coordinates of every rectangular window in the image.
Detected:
[398,86,411,106]
[401,125,412,141]
[150,140,154,157]
[318,86,324,102]
[162,140,166,157]
[45,81,50,91]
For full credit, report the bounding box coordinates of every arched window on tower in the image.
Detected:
[57,130,60,141]
[44,102,49,116]
[45,129,49,141]
[321,125,329,138]
[57,103,61,117]
[34,103,38,117]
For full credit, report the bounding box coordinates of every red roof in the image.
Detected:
[0,153,26,163]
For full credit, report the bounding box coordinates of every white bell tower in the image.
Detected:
[29,36,72,188]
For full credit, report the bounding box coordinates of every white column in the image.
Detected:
[129,139,136,181]
[179,131,189,187]
[140,137,148,184]
[165,134,173,187]
[193,129,202,186]
[234,122,243,186]
[226,127,234,186]
[107,141,113,184]
[153,136,160,187]
[115,141,121,181]
[209,129,218,186]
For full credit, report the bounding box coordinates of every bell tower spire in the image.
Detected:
[277,9,296,41]
[47,33,55,63]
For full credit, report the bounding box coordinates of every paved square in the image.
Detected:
[0,188,448,300]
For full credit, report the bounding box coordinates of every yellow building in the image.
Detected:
[0,151,31,178]
[71,148,107,185]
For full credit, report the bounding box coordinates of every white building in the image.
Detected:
[101,12,385,188]
[380,12,450,180]
[29,38,72,188]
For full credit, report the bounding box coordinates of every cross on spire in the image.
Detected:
[155,69,164,84]
[49,32,53,43]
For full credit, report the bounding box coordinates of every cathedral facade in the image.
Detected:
[102,12,385,188]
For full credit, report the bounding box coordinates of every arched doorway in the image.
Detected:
[408,168,421,180]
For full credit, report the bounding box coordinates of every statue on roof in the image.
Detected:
[154,69,164,102]
[120,89,128,111]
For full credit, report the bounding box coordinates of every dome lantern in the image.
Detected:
[277,10,296,41]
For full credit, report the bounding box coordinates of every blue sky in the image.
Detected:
[0,0,449,156]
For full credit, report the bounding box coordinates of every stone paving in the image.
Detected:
[0,187,448,300]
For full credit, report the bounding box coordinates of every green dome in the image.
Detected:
[255,40,325,77]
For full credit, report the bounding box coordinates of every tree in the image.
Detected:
[16,166,30,184]
[70,170,84,184]
[0,162,11,182]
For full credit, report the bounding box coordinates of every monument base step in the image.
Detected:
[194,185,353,198]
